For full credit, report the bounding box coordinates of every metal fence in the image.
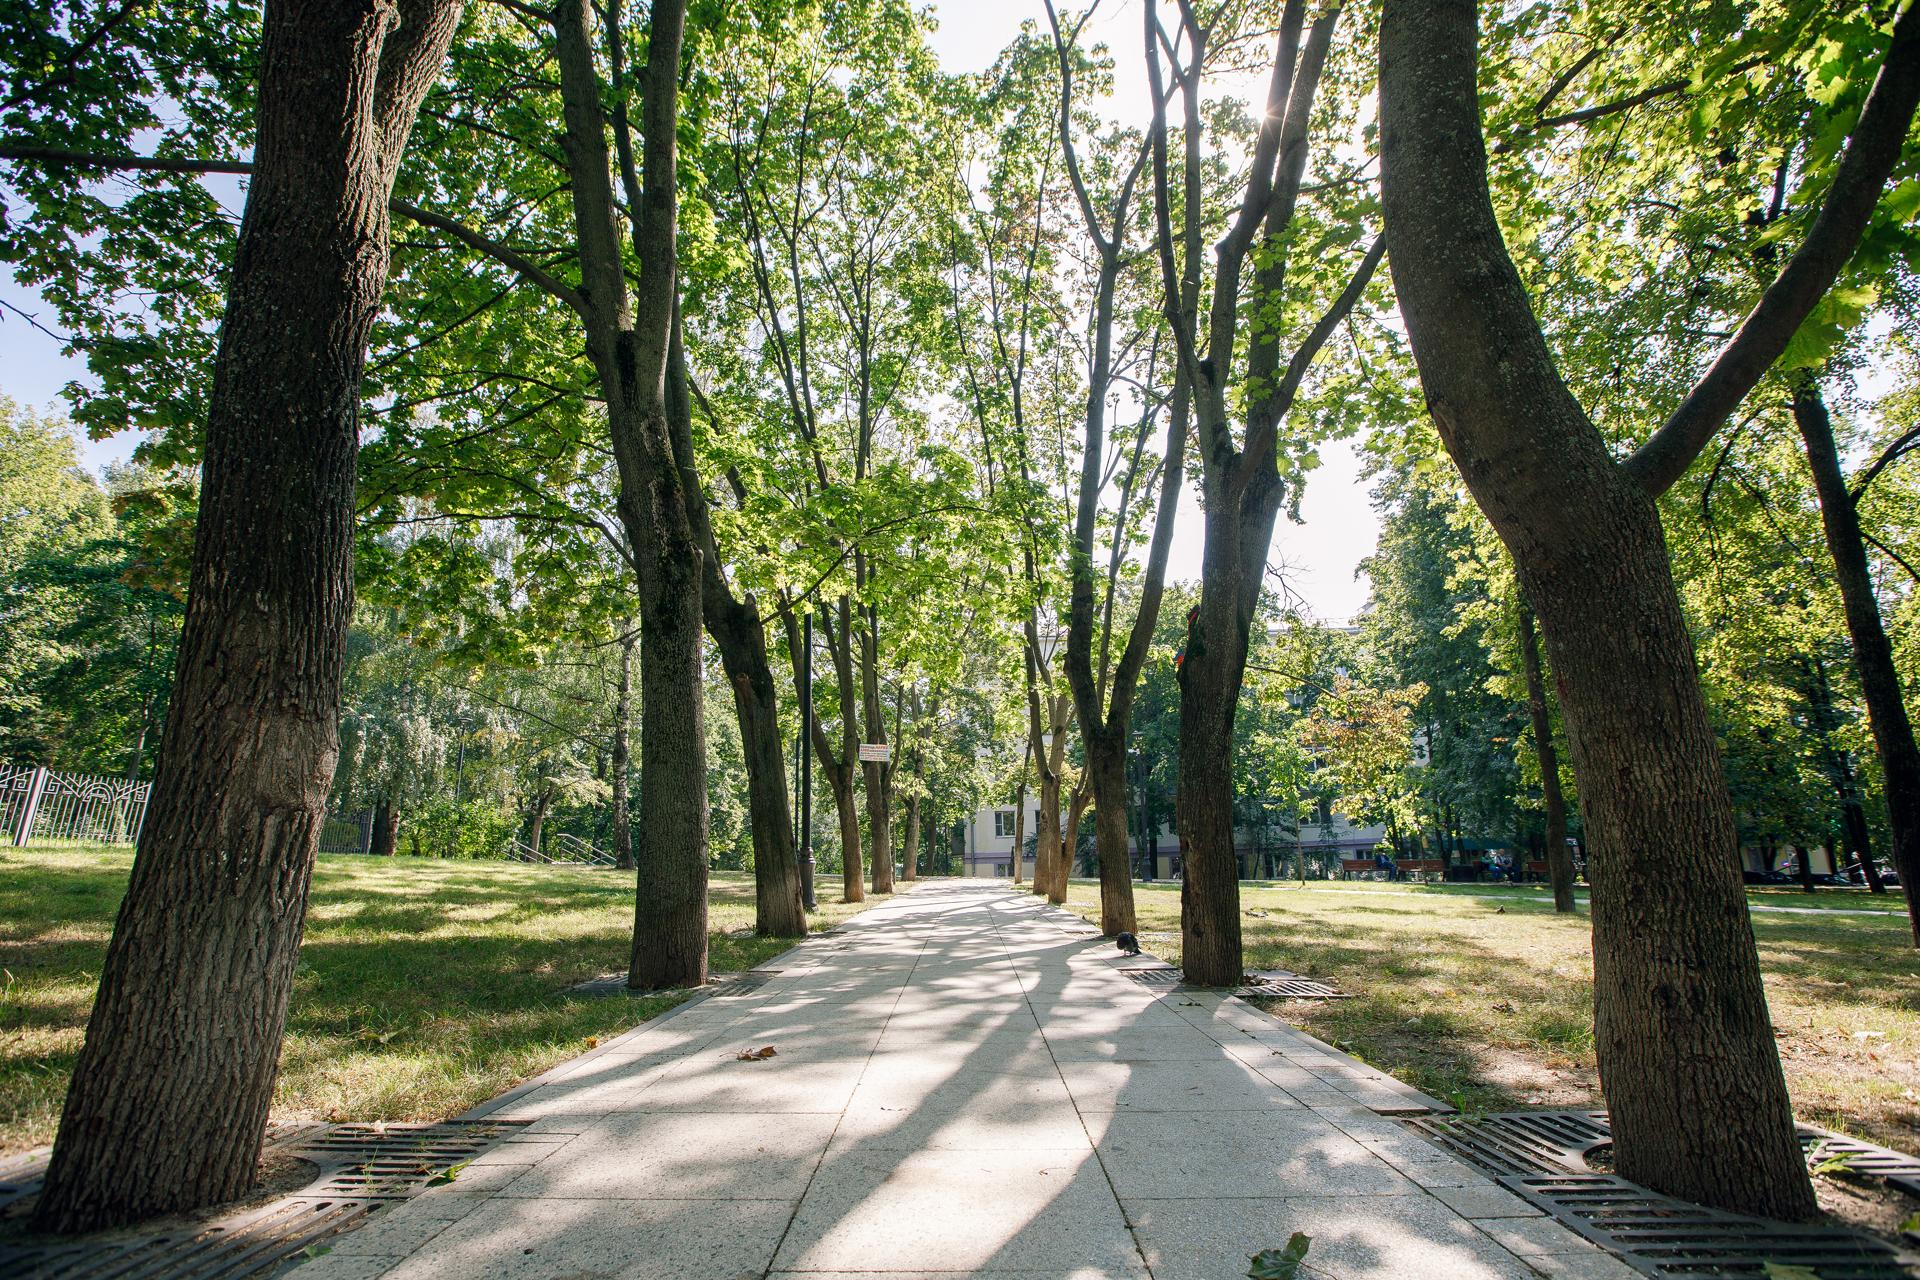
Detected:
[2,760,151,847]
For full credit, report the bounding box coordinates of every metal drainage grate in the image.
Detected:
[1124,967,1348,1000]
[1507,1171,1915,1279]
[1804,1130,1920,1199]
[1408,1110,1920,1198]
[1404,1108,1611,1177]
[1405,1112,1920,1278]
[0,1121,526,1280]
[290,1121,526,1199]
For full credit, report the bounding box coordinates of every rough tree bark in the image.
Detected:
[1146,0,1384,984]
[30,0,464,1233]
[1379,0,1918,1218]
[612,632,634,871]
[552,0,707,990]
[1518,603,1575,912]
[1795,381,1920,941]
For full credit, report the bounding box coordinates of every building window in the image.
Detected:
[994,809,1016,838]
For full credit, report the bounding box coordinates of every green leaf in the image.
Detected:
[1761,1264,1823,1279]
[427,1159,473,1186]
[1248,1233,1313,1279]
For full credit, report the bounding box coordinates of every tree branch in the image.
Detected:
[1624,2,1920,495]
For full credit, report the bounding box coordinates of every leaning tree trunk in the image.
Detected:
[1379,0,1819,1218]
[31,0,463,1234]
[664,259,801,938]
[1518,603,1575,912]
[1796,383,1920,942]
[612,634,634,872]
[712,607,806,935]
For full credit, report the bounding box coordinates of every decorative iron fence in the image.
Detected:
[2,761,151,847]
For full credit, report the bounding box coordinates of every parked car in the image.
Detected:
[1845,861,1901,888]
[1743,869,1794,885]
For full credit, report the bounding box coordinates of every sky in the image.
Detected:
[0,0,1383,625]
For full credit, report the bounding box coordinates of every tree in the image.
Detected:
[29,0,465,1232]
[1794,380,1920,935]
[1376,0,1918,1219]
[1045,2,1186,936]
[1145,0,1387,984]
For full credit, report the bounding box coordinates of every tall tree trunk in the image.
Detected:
[1795,843,1815,894]
[903,788,921,881]
[1087,737,1136,934]
[1796,383,1918,937]
[1065,781,1090,885]
[31,0,464,1234]
[1373,0,1906,1217]
[612,633,634,872]
[1011,768,1030,885]
[1518,603,1575,912]
[1802,650,1887,894]
[372,795,399,859]
[1035,766,1063,902]
[553,0,706,991]
[720,617,806,934]
[1176,488,1281,984]
[661,314,803,936]
[856,591,894,895]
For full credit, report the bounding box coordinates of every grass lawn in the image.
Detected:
[0,846,870,1155]
[1063,878,1920,1154]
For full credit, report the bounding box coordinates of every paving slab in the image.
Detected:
[336,880,1600,1279]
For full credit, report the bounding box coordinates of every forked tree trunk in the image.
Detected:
[551,0,706,991]
[1796,383,1920,940]
[683,351,803,935]
[612,634,634,872]
[31,0,464,1234]
[1376,0,1862,1217]
[1518,603,1575,912]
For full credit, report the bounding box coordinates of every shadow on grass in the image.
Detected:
[0,848,853,1150]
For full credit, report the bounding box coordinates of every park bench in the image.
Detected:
[1398,858,1445,883]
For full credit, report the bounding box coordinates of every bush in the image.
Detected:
[407,797,518,859]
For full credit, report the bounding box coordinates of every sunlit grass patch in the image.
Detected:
[1063,877,1919,1151]
[0,846,872,1153]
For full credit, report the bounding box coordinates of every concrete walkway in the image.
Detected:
[297,881,1631,1280]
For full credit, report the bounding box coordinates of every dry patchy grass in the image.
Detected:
[0,847,871,1154]
[1063,878,1920,1154]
